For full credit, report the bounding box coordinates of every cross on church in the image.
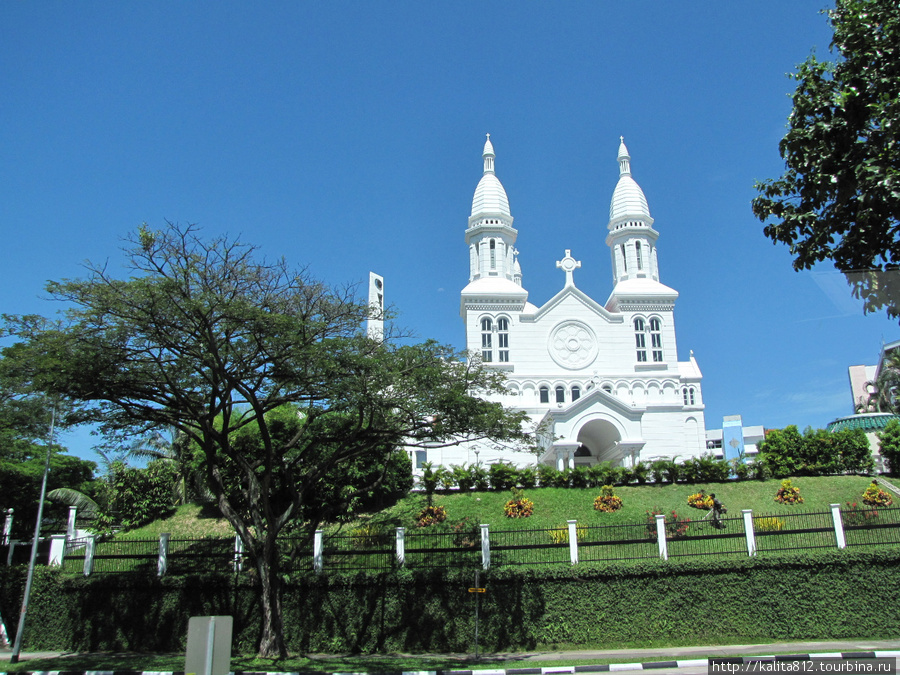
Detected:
[556,250,581,286]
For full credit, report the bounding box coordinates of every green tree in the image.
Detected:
[752,0,900,318]
[2,222,527,657]
[757,425,805,476]
[878,418,900,475]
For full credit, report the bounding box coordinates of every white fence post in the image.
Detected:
[313,529,324,573]
[830,503,846,549]
[3,508,13,545]
[655,514,668,561]
[742,509,756,556]
[83,535,96,576]
[67,506,77,541]
[567,519,579,565]
[158,532,170,577]
[5,540,16,566]
[395,527,405,567]
[233,534,244,573]
[48,534,67,566]
[480,524,490,570]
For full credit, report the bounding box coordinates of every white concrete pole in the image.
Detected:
[83,535,96,576]
[48,534,67,566]
[313,529,324,573]
[2,509,13,545]
[395,527,406,567]
[480,524,490,570]
[742,509,756,556]
[567,520,579,564]
[830,503,846,549]
[66,506,77,541]
[158,532,170,577]
[655,514,668,560]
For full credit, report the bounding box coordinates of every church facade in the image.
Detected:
[426,136,707,470]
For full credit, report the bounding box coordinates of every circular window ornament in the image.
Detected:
[548,321,598,369]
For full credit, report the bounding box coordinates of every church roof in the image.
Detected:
[471,134,511,218]
[827,413,900,433]
[460,276,528,297]
[609,138,650,222]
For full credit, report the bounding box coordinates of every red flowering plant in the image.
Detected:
[646,508,690,538]
[843,501,879,527]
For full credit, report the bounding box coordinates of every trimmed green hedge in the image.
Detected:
[3,549,900,653]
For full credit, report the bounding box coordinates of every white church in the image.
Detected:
[407,135,707,470]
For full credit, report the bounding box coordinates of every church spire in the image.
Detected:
[483,133,495,174]
[617,136,631,176]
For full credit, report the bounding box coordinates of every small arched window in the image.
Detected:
[481,318,493,363]
[634,318,647,362]
[497,317,510,362]
[489,239,496,269]
[636,241,643,271]
[539,386,550,404]
[621,244,628,272]
[650,317,663,362]
[682,386,696,406]
[555,386,566,403]
[571,385,581,401]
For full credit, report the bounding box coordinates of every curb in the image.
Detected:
[3,651,900,675]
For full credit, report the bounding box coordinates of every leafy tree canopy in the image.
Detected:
[1,222,529,657]
[752,0,900,318]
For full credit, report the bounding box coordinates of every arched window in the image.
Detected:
[539,385,550,403]
[602,384,613,394]
[489,239,496,269]
[481,318,493,362]
[636,241,643,271]
[621,244,628,272]
[650,317,663,362]
[634,318,647,362]
[555,386,565,403]
[682,386,696,406]
[497,317,510,362]
[571,385,581,401]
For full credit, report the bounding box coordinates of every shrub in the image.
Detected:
[646,508,690,538]
[862,480,893,507]
[450,464,475,492]
[593,485,623,512]
[448,517,479,548]
[416,505,447,527]
[536,464,559,488]
[548,524,587,544]
[632,460,649,484]
[350,524,391,549]
[471,464,490,491]
[517,466,537,489]
[503,488,534,518]
[755,517,785,532]
[843,501,880,527]
[488,462,519,490]
[687,490,713,510]
[569,466,591,488]
[774,479,804,505]
[878,419,900,476]
[649,459,671,484]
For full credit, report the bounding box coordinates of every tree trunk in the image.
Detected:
[254,543,287,658]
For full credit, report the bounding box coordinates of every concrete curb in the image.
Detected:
[3,651,900,675]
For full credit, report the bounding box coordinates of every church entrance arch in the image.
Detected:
[575,419,623,465]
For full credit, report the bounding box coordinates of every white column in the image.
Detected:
[395,527,406,567]
[567,520,579,565]
[830,503,846,549]
[556,449,564,472]
[567,449,576,470]
[1,509,12,545]
[158,532,170,577]
[480,524,490,570]
[313,529,324,573]
[655,514,668,561]
[66,506,77,540]
[48,534,67,566]
[83,535,96,576]
[742,509,756,557]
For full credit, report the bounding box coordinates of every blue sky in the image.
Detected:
[3,3,896,460]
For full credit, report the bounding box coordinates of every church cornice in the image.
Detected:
[521,285,624,324]
[607,300,676,313]
[463,299,527,312]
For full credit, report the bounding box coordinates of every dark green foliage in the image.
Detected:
[5,549,900,652]
[95,460,178,532]
[752,0,900,319]
[681,455,730,483]
[759,425,874,477]
[878,419,900,475]
[488,462,518,490]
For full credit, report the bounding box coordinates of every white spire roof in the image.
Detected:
[471,133,511,218]
[609,137,650,221]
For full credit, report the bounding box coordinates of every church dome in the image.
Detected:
[609,138,650,221]
[471,134,511,218]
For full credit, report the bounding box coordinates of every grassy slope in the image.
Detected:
[120,475,890,539]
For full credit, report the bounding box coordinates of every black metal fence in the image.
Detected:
[11,505,900,575]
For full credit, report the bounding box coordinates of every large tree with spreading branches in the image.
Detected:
[2,222,529,657]
[752,0,900,318]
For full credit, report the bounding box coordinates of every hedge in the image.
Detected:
[2,548,900,653]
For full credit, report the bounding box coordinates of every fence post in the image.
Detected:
[567,519,579,565]
[83,535,96,576]
[5,540,15,567]
[480,524,490,570]
[742,509,756,556]
[313,529,324,573]
[158,532,170,577]
[233,534,244,573]
[67,506,77,541]
[48,534,67,566]
[830,503,846,549]
[654,514,668,561]
[2,508,12,545]
[395,527,405,567]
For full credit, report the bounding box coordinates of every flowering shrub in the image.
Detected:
[774,479,804,504]
[844,501,880,527]
[755,517,784,532]
[862,480,893,507]
[687,490,713,510]
[548,524,587,544]
[449,517,479,548]
[416,505,448,527]
[350,524,391,549]
[646,508,690,538]
[504,488,534,518]
[593,484,624,512]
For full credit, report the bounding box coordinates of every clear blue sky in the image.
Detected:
[3,3,896,460]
